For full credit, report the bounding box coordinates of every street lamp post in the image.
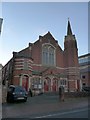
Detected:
[0,18,3,35]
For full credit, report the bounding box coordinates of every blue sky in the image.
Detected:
[0,2,88,66]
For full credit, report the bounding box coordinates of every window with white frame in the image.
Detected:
[79,56,90,64]
[31,77,42,89]
[60,79,67,86]
[42,44,55,66]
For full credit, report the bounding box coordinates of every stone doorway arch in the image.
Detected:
[44,77,51,92]
[52,78,58,92]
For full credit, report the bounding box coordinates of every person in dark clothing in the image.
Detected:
[59,86,65,102]
[29,88,33,97]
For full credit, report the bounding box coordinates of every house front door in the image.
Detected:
[22,75,28,91]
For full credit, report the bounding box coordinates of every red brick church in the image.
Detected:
[2,20,80,93]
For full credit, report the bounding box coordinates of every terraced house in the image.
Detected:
[79,53,90,88]
[2,20,80,93]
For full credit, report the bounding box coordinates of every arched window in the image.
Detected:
[42,44,55,66]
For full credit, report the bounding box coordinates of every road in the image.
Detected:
[34,107,88,118]
[2,94,89,119]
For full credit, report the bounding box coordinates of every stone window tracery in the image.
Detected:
[42,44,55,66]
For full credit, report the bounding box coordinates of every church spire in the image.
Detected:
[67,18,73,35]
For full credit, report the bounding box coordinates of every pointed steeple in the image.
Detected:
[67,18,73,35]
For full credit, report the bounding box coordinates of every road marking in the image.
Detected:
[34,108,89,118]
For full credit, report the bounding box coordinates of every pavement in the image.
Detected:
[2,93,89,119]
[0,86,2,120]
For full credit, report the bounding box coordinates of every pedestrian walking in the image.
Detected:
[29,88,33,97]
[59,86,65,102]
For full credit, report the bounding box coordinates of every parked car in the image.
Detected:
[82,86,90,92]
[7,85,28,103]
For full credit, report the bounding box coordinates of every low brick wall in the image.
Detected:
[44,91,90,98]
[64,92,90,98]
